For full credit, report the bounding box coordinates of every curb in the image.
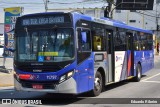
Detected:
[0,84,13,87]
[0,86,14,90]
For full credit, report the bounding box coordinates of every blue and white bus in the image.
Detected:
[14,12,154,96]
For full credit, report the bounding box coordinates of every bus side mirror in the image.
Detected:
[81,32,87,43]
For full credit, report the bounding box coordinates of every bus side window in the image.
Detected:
[77,29,91,64]
[114,28,126,51]
[93,36,102,50]
[140,32,146,50]
[92,28,105,51]
[78,30,91,51]
[134,32,141,51]
[147,34,153,50]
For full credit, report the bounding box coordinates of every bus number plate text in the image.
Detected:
[46,75,57,80]
[32,84,43,89]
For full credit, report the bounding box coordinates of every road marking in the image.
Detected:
[141,81,160,83]
[141,72,160,81]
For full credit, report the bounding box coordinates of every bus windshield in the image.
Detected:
[16,28,74,62]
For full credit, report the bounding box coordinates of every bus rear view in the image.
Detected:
[14,12,76,94]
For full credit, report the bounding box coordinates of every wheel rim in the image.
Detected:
[94,77,101,92]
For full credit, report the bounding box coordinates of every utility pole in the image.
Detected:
[156,2,159,36]
[142,10,144,29]
[156,2,160,55]
[43,0,49,12]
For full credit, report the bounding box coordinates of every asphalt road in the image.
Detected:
[1,55,160,107]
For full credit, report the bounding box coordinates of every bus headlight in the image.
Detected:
[59,71,74,83]
[67,71,74,78]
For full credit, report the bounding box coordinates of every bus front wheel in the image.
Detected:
[90,71,103,96]
[135,64,142,82]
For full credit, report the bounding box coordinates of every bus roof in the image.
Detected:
[20,12,153,34]
[22,12,65,17]
[71,12,153,34]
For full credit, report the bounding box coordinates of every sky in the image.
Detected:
[0,0,107,23]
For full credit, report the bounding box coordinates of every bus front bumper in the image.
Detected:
[14,77,77,94]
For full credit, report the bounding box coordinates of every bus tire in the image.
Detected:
[90,71,103,96]
[135,64,142,82]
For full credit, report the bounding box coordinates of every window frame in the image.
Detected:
[91,23,106,51]
[114,28,127,51]
[77,27,92,52]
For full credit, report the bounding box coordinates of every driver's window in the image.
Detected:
[77,29,91,51]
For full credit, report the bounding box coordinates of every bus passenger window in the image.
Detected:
[92,28,105,51]
[114,29,126,51]
[133,33,141,51]
[93,36,102,50]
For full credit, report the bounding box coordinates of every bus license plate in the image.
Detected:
[32,84,43,89]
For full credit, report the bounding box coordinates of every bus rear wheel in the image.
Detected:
[135,64,142,82]
[90,71,103,96]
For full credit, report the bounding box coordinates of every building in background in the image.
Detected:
[47,0,160,34]
[47,0,107,18]
[113,0,160,31]
[48,7,105,18]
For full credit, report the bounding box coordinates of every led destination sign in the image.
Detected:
[22,16,65,26]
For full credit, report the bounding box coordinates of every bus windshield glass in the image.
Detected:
[16,28,74,62]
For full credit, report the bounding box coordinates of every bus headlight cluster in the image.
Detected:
[59,71,74,83]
